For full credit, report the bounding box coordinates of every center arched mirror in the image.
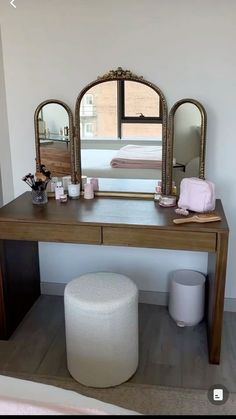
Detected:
[75,68,168,196]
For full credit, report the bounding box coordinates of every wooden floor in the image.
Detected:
[0,295,236,392]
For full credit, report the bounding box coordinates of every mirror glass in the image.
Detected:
[78,76,165,194]
[37,103,72,178]
[172,103,202,194]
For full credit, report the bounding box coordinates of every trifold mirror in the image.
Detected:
[34,68,207,198]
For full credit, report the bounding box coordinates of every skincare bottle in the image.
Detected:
[154,185,162,201]
[62,175,71,191]
[90,177,99,191]
[84,182,94,199]
[55,181,64,200]
[50,176,58,193]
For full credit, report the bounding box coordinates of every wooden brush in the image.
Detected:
[173,213,222,224]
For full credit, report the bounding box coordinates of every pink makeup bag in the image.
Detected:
[178,177,215,213]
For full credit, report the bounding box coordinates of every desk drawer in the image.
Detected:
[103,227,216,252]
[0,222,101,244]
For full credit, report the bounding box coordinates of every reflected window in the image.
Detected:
[80,81,118,139]
[85,94,93,105]
[84,122,94,137]
[124,81,160,118]
[80,80,162,141]
[39,103,69,140]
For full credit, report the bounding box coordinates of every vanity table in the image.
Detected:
[0,192,229,364]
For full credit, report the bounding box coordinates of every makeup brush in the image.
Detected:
[35,171,47,182]
[40,164,51,179]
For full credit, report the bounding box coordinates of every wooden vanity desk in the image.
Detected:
[0,192,229,364]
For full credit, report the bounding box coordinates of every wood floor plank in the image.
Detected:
[36,320,70,378]
[1,296,64,374]
[0,295,236,391]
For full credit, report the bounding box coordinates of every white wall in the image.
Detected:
[0,0,235,297]
[39,242,208,293]
[0,27,14,204]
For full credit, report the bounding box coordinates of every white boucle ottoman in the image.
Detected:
[64,272,139,388]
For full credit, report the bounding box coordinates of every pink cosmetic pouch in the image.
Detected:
[178,177,215,213]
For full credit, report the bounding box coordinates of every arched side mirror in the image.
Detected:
[167,98,207,195]
[34,100,77,183]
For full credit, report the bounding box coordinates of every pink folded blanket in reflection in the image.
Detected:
[110,145,162,169]
[0,396,108,415]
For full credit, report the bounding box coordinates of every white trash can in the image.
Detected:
[168,269,205,327]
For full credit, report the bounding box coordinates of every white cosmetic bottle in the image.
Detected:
[55,181,64,200]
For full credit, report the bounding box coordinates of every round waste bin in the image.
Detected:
[168,269,205,327]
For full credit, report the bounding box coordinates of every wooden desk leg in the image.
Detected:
[207,231,229,364]
[0,240,41,339]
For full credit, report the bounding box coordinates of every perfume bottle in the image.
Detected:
[50,176,58,193]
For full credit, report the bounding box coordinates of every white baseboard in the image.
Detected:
[40,282,236,312]
[138,290,168,306]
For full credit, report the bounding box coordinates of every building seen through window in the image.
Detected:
[80,81,162,140]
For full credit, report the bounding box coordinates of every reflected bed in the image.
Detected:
[81,148,162,179]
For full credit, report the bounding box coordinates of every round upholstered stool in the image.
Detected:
[64,272,139,388]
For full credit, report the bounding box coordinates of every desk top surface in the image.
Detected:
[0,192,229,233]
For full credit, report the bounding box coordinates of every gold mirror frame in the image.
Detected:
[33,75,207,200]
[74,67,168,198]
[34,99,77,183]
[166,98,207,196]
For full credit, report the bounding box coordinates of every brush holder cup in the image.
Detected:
[31,189,48,205]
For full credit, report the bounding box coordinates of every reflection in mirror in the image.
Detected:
[35,101,75,181]
[168,99,206,195]
[77,70,167,195]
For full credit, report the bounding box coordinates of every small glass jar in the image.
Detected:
[159,195,177,207]
[31,189,48,205]
[68,183,80,199]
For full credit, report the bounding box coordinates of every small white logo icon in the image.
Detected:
[10,0,16,8]
[213,389,224,401]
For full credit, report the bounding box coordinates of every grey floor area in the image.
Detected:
[0,295,235,392]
